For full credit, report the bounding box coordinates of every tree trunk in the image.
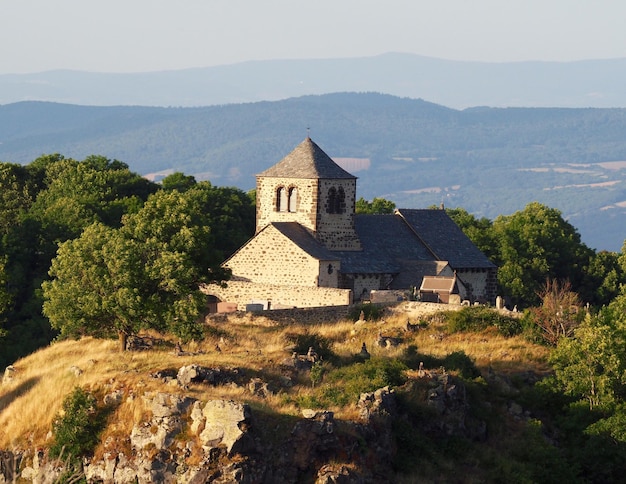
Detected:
[118,331,128,352]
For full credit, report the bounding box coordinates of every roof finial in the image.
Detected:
[306,127,311,139]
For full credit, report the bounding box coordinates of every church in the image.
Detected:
[204,138,497,311]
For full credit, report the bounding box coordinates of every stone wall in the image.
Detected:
[456,268,498,303]
[219,304,356,325]
[203,280,353,311]
[224,225,334,287]
[315,179,361,251]
[256,176,318,233]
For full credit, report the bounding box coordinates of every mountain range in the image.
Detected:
[3,52,626,109]
[1,93,625,252]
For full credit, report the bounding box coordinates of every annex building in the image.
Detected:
[204,138,497,311]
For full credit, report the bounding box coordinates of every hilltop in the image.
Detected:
[0,302,556,483]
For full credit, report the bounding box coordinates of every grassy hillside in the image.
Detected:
[1,303,561,482]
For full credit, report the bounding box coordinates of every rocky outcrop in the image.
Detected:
[81,389,394,483]
[406,368,488,442]
[81,392,260,483]
[176,364,244,387]
[3,358,490,483]
[191,399,255,455]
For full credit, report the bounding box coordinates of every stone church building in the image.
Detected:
[204,138,497,310]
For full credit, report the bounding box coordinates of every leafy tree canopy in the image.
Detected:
[491,202,593,307]
[550,289,626,409]
[356,196,396,214]
[43,184,254,349]
[161,172,197,192]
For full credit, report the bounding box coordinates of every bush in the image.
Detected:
[50,387,104,466]
[285,331,335,362]
[320,358,408,406]
[443,351,481,379]
[348,303,385,322]
[446,307,522,336]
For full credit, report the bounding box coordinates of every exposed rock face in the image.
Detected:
[176,364,243,387]
[83,391,263,483]
[191,399,255,455]
[409,369,488,442]
[357,386,397,423]
[273,410,341,483]
[4,359,489,483]
[130,393,194,453]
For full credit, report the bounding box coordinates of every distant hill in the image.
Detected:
[2,53,626,109]
[1,93,625,251]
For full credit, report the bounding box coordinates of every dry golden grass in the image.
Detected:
[0,303,551,451]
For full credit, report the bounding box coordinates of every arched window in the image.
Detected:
[327,186,345,214]
[277,187,288,212]
[336,187,346,214]
[288,187,298,212]
[327,187,337,214]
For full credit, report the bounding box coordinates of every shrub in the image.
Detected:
[446,307,522,336]
[443,351,481,379]
[320,358,408,406]
[347,303,385,322]
[285,331,335,361]
[310,361,326,388]
[50,387,104,467]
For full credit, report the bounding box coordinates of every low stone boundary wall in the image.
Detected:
[203,281,352,311]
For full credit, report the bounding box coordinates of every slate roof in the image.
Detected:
[270,222,339,261]
[333,214,435,274]
[257,137,356,179]
[396,209,496,269]
[259,210,494,289]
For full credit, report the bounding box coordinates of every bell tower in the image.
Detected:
[256,137,361,251]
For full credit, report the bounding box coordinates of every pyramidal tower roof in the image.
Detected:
[257,137,356,179]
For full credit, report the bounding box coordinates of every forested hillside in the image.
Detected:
[1,93,625,250]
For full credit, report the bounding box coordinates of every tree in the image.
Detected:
[42,185,247,350]
[42,223,145,348]
[355,196,396,214]
[161,172,197,192]
[581,249,626,307]
[550,292,626,409]
[528,279,584,346]
[491,202,593,308]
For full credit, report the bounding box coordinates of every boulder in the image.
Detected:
[193,399,255,455]
[357,387,397,423]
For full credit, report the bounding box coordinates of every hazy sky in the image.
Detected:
[2,0,626,74]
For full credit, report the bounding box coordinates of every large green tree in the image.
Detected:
[582,249,626,307]
[43,184,253,350]
[28,156,157,248]
[491,202,593,307]
[0,155,159,365]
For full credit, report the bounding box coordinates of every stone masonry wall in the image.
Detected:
[315,179,361,251]
[456,269,497,303]
[225,225,331,287]
[255,176,318,233]
[203,280,353,310]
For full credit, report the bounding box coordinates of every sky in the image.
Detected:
[2,0,626,74]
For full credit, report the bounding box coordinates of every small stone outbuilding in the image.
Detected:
[204,137,497,310]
